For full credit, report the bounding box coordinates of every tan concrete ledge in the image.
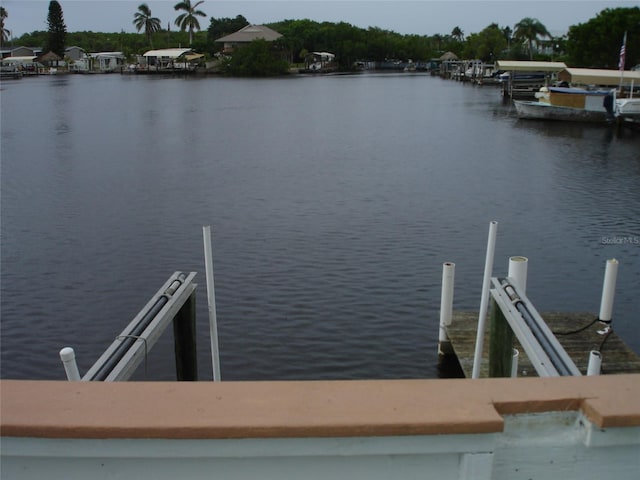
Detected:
[1,375,639,440]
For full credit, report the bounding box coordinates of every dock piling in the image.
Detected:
[598,258,619,323]
[587,350,602,376]
[173,291,198,381]
[488,297,514,377]
[438,262,455,355]
[59,347,81,381]
[508,256,528,294]
[511,349,519,378]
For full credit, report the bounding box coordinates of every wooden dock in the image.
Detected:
[444,311,640,378]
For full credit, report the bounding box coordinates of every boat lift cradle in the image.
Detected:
[491,277,581,377]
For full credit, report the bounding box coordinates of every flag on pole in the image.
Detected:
[618,31,627,71]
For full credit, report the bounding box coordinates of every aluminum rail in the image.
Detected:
[491,277,581,377]
[83,272,197,381]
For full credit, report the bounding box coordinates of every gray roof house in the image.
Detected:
[2,46,42,58]
[65,46,86,61]
[215,25,282,54]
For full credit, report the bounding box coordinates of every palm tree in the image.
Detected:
[1,6,10,46]
[502,26,512,46]
[513,17,551,60]
[133,3,161,48]
[174,0,206,46]
[451,26,464,42]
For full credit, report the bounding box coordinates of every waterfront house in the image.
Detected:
[90,51,126,72]
[5,46,41,58]
[37,51,62,67]
[65,46,86,61]
[215,25,282,54]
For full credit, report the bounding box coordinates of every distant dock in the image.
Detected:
[443,311,640,378]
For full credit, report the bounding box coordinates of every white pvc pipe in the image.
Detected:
[439,262,456,345]
[472,220,498,379]
[587,350,602,376]
[598,258,619,322]
[508,256,528,295]
[59,347,81,381]
[203,225,221,382]
[511,348,519,378]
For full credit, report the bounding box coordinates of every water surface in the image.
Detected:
[1,73,638,380]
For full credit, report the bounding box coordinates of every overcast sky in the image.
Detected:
[1,0,637,39]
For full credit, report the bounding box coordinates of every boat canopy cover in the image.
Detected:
[496,60,567,72]
[90,51,126,59]
[558,68,640,87]
[184,53,205,61]
[143,48,194,58]
[549,86,611,95]
[1,56,38,63]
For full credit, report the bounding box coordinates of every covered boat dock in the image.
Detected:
[139,48,204,72]
[558,67,640,89]
[496,60,567,98]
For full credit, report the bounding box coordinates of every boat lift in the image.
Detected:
[61,271,198,382]
[491,277,581,377]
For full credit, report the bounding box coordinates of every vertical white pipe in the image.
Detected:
[203,225,221,382]
[472,220,498,379]
[508,256,528,294]
[599,258,619,322]
[59,347,81,381]
[438,262,455,353]
[587,350,602,376]
[511,348,519,378]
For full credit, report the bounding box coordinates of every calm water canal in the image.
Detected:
[1,73,639,381]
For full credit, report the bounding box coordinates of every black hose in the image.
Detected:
[555,317,599,336]
[501,279,574,376]
[89,295,169,381]
[515,301,574,376]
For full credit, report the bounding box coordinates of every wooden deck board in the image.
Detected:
[445,311,640,378]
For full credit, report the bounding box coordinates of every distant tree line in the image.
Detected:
[5,5,639,72]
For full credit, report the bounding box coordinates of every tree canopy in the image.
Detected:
[174,0,207,46]
[133,3,161,48]
[222,38,289,76]
[9,6,638,74]
[208,15,249,41]
[45,0,66,57]
[566,6,640,68]
[463,23,506,62]
[513,17,551,60]
[1,6,9,46]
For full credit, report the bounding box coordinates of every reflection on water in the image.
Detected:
[1,74,638,381]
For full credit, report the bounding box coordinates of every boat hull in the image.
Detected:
[513,100,609,123]
[616,98,640,118]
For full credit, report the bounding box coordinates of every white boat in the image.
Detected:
[513,86,615,123]
[616,97,640,118]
